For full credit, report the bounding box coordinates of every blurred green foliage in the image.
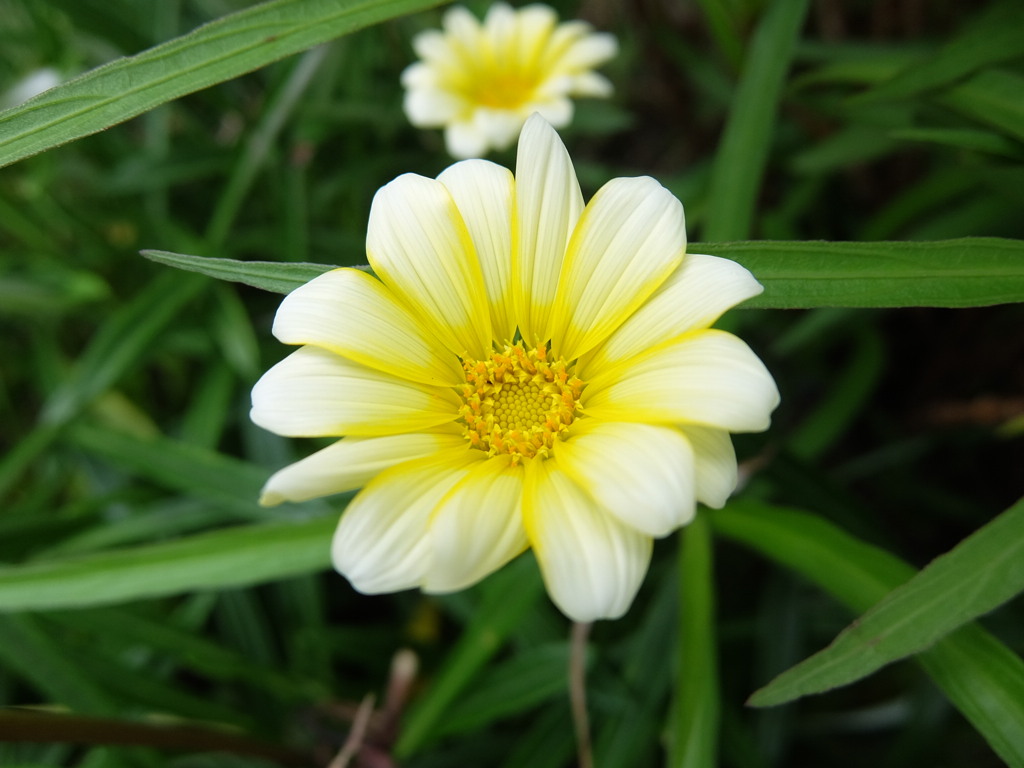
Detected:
[0,0,1022,767]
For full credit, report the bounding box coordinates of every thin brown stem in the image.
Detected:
[328,693,376,768]
[570,620,594,768]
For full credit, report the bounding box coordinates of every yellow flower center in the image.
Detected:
[459,342,584,463]
[469,70,540,110]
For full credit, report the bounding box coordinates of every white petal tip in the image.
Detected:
[258,490,284,507]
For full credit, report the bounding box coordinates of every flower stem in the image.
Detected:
[570,620,594,768]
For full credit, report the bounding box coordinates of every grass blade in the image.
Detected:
[849,1,1024,105]
[0,0,445,169]
[749,496,1024,706]
[146,237,1024,307]
[0,273,205,502]
[667,515,719,768]
[694,237,1024,308]
[436,643,573,737]
[140,250,337,293]
[711,500,1024,767]
[703,0,810,241]
[937,69,1024,144]
[0,517,336,612]
[0,614,117,714]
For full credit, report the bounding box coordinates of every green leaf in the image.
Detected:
[44,606,319,700]
[0,0,445,169]
[437,643,573,736]
[937,69,1024,144]
[203,45,332,249]
[0,614,118,714]
[747,495,1024,706]
[792,47,926,89]
[693,237,1024,308]
[498,707,576,768]
[891,127,1024,160]
[849,2,1024,105]
[42,272,206,425]
[704,0,810,241]
[711,500,1024,768]
[0,272,205,502]
[141,250,338,293]
[788,328,884,459]
[66,423,329,522]
[667,516,719,768]
[917,624,1024,768]
[692,0,744,69]
[593,565,677,768]
[0,517,336,612]
[148,238,1024,308]
[790,124,900,175]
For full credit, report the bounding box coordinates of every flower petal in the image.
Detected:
[332,447,482,594]
[513,114,584,346]
[568,72,613,98]
[557,422,695,537]
[440,5,483,49]
[531,97,574,129]
[552,31,618,72]
[423,457,528,592]
[583,329,780,432]
[523,459,652,621]
[445,121,490,160]
[259,428,467,507]
[411,29,454,65]
[581,253,763,376]
[403,84,462,127]
[251,346,461,438]
[272,268,463,387]
[548,176,685,360]
[437,160,516,343]
[681,425,738,509]
[471,108,527,151]
[367,173,492,358]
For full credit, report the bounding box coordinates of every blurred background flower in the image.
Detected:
[401,3,617,158]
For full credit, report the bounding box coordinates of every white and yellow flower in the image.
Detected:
[402,3,617,159]
[251,115,779,622]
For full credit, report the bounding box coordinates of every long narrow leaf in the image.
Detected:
[749,496,1024,705]
[849,1,1024,105]
[696,237,1024,308]
[711,501,1024,767]
[141,249,337,293]
[144,238,1024,308]
[0,273,205,502]
[703,0,810,241]
[937,69,1024,144]
[667,516,719,768]
[42,272,206,425]
[0,517,336,612]
[0,614,118,714]
[0,0,444,169]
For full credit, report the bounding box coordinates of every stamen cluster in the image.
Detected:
[465,71,538,110]
[459,342,584,463]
